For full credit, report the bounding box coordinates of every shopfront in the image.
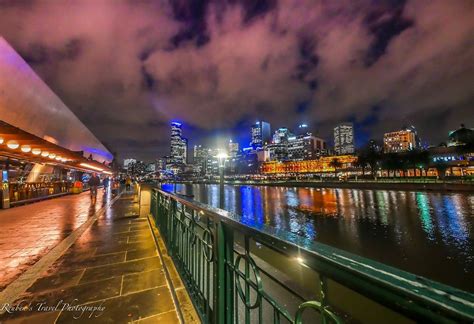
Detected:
[0,120,112,208]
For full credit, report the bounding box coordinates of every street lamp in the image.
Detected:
[216,152,228,209]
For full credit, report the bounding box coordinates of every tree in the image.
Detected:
[382,153,403,177]
[405,149,430,176]
[358,140,382,178]
[433,162,449,180]
[355,154,368,176]
[329,158,343,178]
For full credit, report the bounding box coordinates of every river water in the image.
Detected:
[162,183,474,292]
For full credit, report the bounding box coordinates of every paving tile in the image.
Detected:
[136,310,180,323]
[56,286,175,323]
[22,276,122,306]
[55,251,127,270]
[0,310,61,324]
[79,256,162,283]
[126,247,157,261]
[122,268,167,295]
[94,240,156,255]
[26,269,84,293]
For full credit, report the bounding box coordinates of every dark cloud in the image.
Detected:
[0,0,473,161]
[363,1,414,66]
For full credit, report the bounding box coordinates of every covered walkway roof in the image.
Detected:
[0,120,111,174]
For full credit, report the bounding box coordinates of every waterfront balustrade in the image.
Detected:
[149,187,473,323]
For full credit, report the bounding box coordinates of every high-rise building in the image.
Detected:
[383,127,418,153]
[228,140,239,157]
[251,121,271,149]
[157,158,167,171]
[123,158,137,169]
[193,145,209,175]
[334,123,355,155]
[170,122,187,164]
[287,134,326,161]
[272,127,294,144]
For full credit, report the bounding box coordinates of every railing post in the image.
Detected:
[215,220,234,324]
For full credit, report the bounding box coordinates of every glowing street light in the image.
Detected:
[216,152,228,167]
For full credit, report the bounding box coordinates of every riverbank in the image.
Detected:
[163,179,474,192]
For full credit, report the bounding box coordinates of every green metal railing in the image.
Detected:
[149,188,474,323]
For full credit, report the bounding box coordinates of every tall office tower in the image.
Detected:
[383,126,419,153]
[123,158,137,170]
[272,127,294,144]
[193,145,209,174]
[334,123,355,155]
[251,121,271,149]
[287,134,326,161]
[170,121,187,164]
[228,140,239,157]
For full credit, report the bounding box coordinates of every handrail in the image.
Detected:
[150,187,474,323]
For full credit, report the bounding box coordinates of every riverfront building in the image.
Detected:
[251,121,271,149]
[287,134,326,161]
[384,127,418,153]
[261,155,357,174]
[334,123,355,155]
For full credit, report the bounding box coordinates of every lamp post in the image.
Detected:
[216,152,228,209]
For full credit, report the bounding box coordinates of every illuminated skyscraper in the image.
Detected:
[228,140,239,157]
[272,127,293,144]
[251,121,271,149]
[170,122,187,164]
[334,123,355,155]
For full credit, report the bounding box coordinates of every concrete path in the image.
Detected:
[0,190,184,323]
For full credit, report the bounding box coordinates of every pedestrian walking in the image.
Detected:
[103,177,110,192]
[88,172,101,203]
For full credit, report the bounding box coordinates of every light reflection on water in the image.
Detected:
[163,183,474,291]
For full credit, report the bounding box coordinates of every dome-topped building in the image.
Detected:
[448,124,474,147]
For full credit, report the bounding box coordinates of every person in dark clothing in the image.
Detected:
[88,173,101,202]
[103,177,110,192]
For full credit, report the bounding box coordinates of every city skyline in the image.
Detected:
[121,119,469,164]
[0,0,472,161]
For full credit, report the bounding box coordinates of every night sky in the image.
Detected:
[0,0,473,161]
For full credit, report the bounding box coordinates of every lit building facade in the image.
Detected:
[261,155,357,174]
[170,122,187,164]
[287,135,326,161]
[228,140,239,157]
[123,158,137,169]
[334,123,355,155]
[251,121,271,149]
[384,128,418,153]
[272,127,294,144]
[193,145,209,175]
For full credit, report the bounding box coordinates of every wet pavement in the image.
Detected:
[0,190,184,323]
[0,191,107,292]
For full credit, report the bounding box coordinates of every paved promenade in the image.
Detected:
[0,190,187,323]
